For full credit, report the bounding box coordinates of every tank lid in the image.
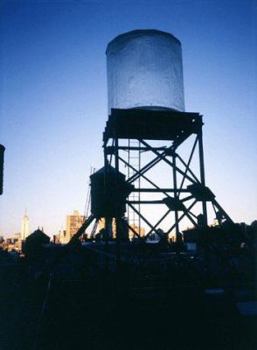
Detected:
[106,29,181,54]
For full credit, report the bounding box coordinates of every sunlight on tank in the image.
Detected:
[106,29,185,113]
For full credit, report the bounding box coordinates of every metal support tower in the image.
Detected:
[103,108,233,242]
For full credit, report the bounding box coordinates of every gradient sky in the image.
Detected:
[0,0,256,237]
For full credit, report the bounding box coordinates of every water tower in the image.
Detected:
[103,29,232,241]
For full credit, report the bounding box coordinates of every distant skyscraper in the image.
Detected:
[66,210,85,241]
[21,211,30,240]
[57,228,68,244]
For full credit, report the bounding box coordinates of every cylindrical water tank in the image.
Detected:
[106,29,185,113]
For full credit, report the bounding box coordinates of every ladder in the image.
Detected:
[127,139,141,238]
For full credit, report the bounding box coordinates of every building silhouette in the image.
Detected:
[22,228,50,261]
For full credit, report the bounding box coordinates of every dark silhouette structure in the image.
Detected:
[0,144,5,195]
[23,228,50,262]
[68,30,234,267]
[103,108,233,244]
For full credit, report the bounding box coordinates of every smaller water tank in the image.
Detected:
[90,165,133,218]
[106,29,185,113]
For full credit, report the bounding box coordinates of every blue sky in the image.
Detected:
[0,0,256,236]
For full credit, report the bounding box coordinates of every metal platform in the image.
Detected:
[103,108,203,143]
